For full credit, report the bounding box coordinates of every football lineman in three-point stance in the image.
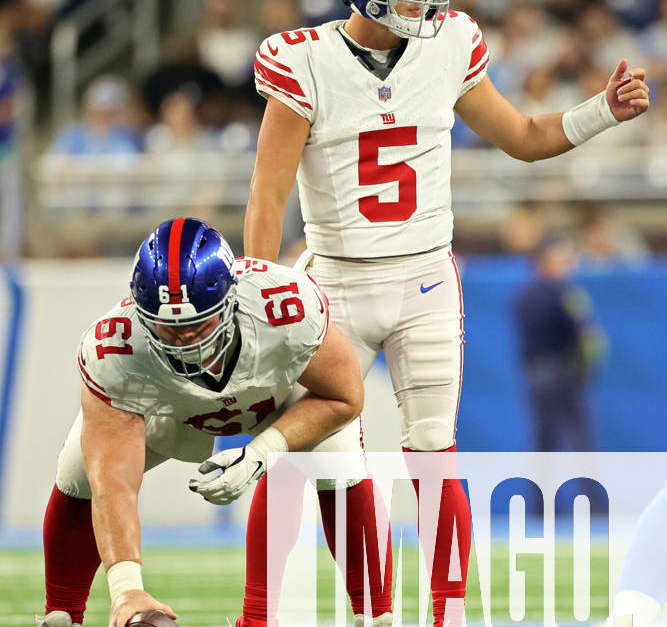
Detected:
[38,218,388,627]
[244,0,650,625]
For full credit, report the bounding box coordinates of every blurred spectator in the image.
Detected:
[514,234,605,452]
[301,0,348,26]
[576,4,647,73]
[499,201,548,255]
[49,75,141,156]
[576,202,650,266]
[641,0,667,83]
[648,79,667,145]
[488,1,560,102]
[145,88,218,155]
[0,0,23,260]
[197,0,259,88]
[522,66,580,115]
[258,0,304,38]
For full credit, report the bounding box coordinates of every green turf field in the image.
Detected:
[0,544,609,626]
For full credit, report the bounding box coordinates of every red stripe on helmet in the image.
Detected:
[168,218,186,303]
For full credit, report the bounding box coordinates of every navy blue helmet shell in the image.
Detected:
[130,218,236,324]
[130,218,238,377]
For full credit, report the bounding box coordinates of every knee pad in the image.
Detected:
[56,438,92,500]
[311,418,365,491]
[397,387,457,451]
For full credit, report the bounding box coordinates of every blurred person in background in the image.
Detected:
[576,201,650,267]
[577,4,647,76]
[499,200,548,255]
[145,87,218,155]
[0,0,22,260]
[197,0,259,88]
[514,234,605,453]
[49,75,141,156]
[641,0,667,83]
[258,0,304,38]
[301,0,350,26]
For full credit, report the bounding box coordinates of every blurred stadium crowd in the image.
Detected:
[0,0,666,258]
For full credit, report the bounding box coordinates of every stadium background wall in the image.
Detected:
[0,258,665,532]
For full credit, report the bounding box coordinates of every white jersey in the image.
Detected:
[76,258,328,462]
[254,11,489,258]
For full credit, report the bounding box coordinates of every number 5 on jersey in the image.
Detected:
[358,126,418,223]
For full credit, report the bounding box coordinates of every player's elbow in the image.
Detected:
[503,116,540,162]
[340,377,364,424]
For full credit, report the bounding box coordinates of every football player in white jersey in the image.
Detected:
[38,218,394,627]
[243,1,651,626]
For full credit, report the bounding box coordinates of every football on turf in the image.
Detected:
[128,610,179,626]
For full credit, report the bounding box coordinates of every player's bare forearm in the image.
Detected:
[243,97,310,261]
[456,63,649,163]
[81,385,145,570]
[275,323,364,450]
[244,194,285,262]
[455,77,573,162]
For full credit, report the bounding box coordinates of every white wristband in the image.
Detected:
[562,91,620,146]
[107,560,144,602]
[250,426,289,468]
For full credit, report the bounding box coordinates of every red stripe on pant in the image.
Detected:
[403,445,471,627]
[43,485,101,624]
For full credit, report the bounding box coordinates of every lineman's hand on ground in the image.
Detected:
[109,589,177,627]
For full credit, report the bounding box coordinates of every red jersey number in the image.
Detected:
[95,317,133,359]
[358,126,418,223]
[261,283,305,326]
[281,29,320,45]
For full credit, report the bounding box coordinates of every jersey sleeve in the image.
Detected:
[455,13,490,98]
[76,305,150,416]
[239,260,329,383]
[254,31,317,123]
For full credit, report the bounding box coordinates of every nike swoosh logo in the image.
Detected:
[420,281,444,293]
[268,43,279,56]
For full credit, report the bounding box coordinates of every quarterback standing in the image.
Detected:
[38,218,391,627]
[244,1,651,625]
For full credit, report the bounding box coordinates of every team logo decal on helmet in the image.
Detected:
[344,0,450,39]
[130,217,238,377]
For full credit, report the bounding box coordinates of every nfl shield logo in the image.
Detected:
[378,86,392,102]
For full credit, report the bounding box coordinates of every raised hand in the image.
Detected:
[606,58,650,122]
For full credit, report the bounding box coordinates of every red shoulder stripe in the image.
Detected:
[472,30,481,45]
[78,357,112,404]
[78,355,107,393]
[469,39,488,70]
[256,77,313,110]
[257,50,292,74]
[465,57,489,82]
[254,59,306,98]
[86,384,112,405]
[448,9,458,17]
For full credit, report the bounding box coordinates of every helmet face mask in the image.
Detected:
[137,285,237,378]
[130,218,238,379]
[347,0,450,39]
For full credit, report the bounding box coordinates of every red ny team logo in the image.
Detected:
[380,112,396,125]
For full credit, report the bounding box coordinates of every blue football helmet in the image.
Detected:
[130,218,237,378]
[344,0,450,38]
